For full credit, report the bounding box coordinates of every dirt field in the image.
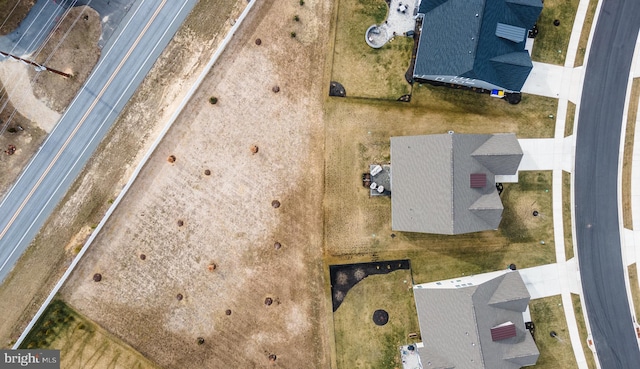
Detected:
[59,0,332,367]
[0,85,47,199]
[0,0,247,348]
[28,5,102,113]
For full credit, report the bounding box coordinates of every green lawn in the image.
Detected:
[324,93,557,284]
[563,171,574,260]
[333,269,419,369]
[623,79,640,230]
[331,0,413,99]
[565,101,576,137]
[574,0,598,67]
[20,299,158,368]
[629,264,640,327]
[529,295,579,369]
[411,84,558,138]
[571,294,598,369]
[531,0,580,65]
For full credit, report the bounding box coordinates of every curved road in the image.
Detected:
[575,0,640,367]
[0,0,198,283]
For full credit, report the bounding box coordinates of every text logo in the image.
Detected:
[0,350,59,368]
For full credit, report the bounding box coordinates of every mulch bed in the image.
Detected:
[329,259,411,312]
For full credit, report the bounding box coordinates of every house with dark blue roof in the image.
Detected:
[413,0,543,93]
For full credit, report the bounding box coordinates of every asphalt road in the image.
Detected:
[0,0,198,283]
[0,0,140,55]
[0,0,75,55]
[75,0,141,48]
[574,0,640,367]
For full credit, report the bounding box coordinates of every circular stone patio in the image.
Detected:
[365,0,419,48]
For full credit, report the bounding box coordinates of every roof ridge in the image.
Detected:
[470,286,487,368]
[450,133,456,233]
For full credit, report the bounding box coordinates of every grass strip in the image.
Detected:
[565,101,576,137]
[563,171,574,260]
[571,293,597,369]
[628,264,640,330]
[574,0,598,67]
[622,78,640,230]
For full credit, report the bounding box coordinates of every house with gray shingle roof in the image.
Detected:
[413,0,542,93]
[412,270,539,369]
[390,132,522,235]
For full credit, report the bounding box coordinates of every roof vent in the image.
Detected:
[496,23,526,43]
[470,173,486,188]
[491,321,517,341]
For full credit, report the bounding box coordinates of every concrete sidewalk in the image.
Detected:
[518,261,581,299]
[522,62,584,104]
[516,137,575,172]
[621,29,640,351]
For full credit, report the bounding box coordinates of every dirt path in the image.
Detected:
[0,61,60,132]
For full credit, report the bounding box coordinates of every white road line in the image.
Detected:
[12,0,257,349]
[0,0,167,273]
[9,0,192,258]
[0,0,149,210]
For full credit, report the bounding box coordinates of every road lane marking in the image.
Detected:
[9,0,193,253]
[0,0,168,269]
[0,0,149,211]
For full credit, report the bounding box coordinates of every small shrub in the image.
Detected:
[290,31,296,38]
[299,0,304,5]
[209,96,218,104]
[294,15,300,21]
